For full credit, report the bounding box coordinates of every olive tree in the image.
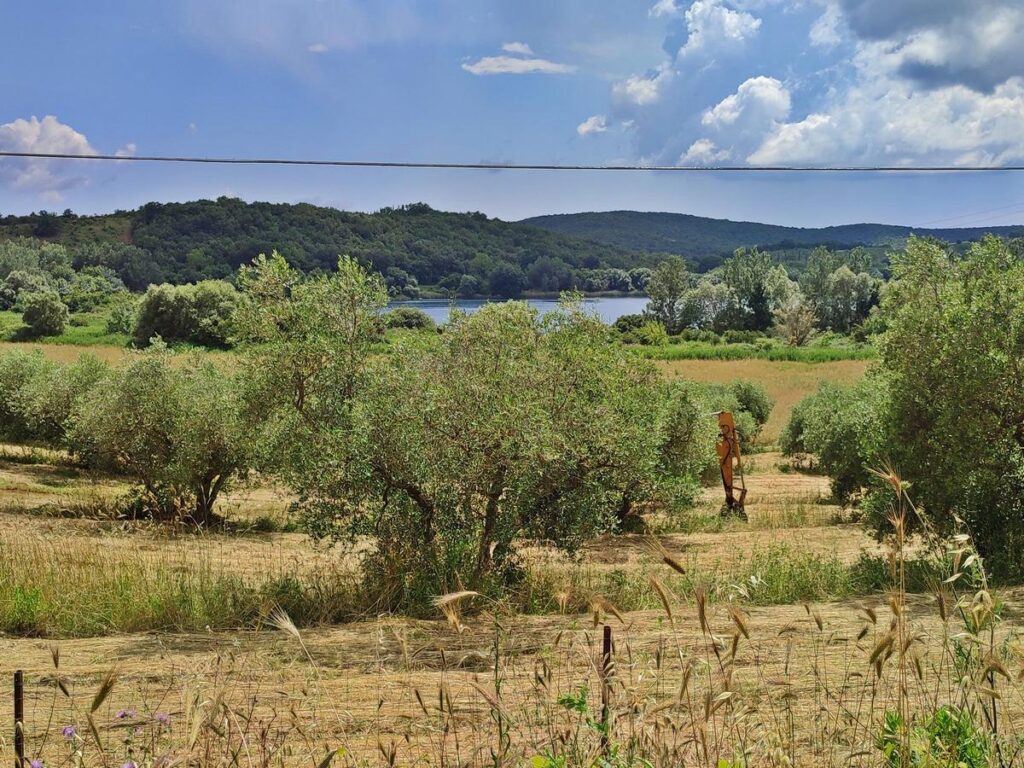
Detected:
[70,349,248,524]
[237,253,712,605]
[878,235,1024,577]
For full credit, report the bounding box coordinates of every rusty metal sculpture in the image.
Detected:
[715,411,747,516]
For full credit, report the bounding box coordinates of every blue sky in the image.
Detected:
[1,0,1022,228]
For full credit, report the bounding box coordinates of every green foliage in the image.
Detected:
[799,247,880,332]
[20,290,70,337]
[0,350,56,442]
[645,257,692,333]
[877,706,990,768]
[488,263,528,298]
[70,349,248,523]
[878,235,1024,578]
[16,354,109,444]
[636,340,875,362]
[0,269,50,310]
[382,306,436,330]
[780,376,890,501]
[133,280,238,348]
[728,380,774,431]
[238,254,711,607]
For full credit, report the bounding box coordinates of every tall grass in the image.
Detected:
[636,340,876,362]
[0,534,360,635]
[7,478,1022,766]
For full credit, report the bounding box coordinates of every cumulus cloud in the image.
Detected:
[831,0,1024,92]
[501,41,533,55]
[702,75,790,127]
[612,64,674,106]
[751,75,1024,166]
[678,0,761,56]
[680,138,730,165]
[597,0,1024,168]
[0,115,98,197]
[577,115,609,136]
[307,42,329,53]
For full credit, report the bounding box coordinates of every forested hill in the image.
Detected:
[521,210,1024,270]
[0,199,648,292]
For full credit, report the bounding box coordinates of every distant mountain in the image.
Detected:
[521,210,1024,270]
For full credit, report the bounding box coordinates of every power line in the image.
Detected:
[3,150,1024,173]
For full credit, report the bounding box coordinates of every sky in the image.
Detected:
[1,0,1023,228]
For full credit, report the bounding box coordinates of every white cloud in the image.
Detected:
[612,64,674,106]
[649,0,681,18]
[702,75,790,127]
[577,115,609,136]
[750,75,1024,166]
[115,143,138,158]
[462,55,576,76]
[809,2,843,47]
[501,41,533,55]
[679,0,762,56]
[307,42,329,53]
[0,115,98,197]
[680,138,730,164]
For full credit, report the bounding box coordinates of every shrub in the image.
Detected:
[0,350,56,442]
[20,291,69,337]
[382,306,436,330]
[13,354,108,445]
[70,349,248,524]
[877,235,1024,578]
[133,280,237,347]
[633,320,669,346]
[728,380,773,432]
[105,295,138,335]
[781,375,890,502]
[0,270,50,310]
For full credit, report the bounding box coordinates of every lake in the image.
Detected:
[389,296,650,325]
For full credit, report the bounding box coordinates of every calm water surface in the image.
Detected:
[390,297,649,325]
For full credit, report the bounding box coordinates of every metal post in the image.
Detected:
[13,670,24,768]
[600,625,612,753]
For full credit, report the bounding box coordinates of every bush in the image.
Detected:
[0,270,50,310]
[728,380,773,432]
[877,235,1024,578]
[722,329,764,344]
[133,280,237,348]
[105,296,138,335]
[20,291,69,337]
[634,321,669,346]
[382,306,436,330]
[70,349,248,524]
[0,350,56,442]
[781,375,890,502]
[18,354,109,444]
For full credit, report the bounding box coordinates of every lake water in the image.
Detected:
[389,296,649,325]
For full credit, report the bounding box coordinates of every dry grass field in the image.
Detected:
[658,358,871,441]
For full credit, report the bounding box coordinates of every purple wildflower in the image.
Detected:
[155,711,171,726]
[116,709,137,719]
[30,760,44,768]
[120,762,137,768]
[61,725,77,739]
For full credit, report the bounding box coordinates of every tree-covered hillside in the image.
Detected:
[0,199,652,296]
[521,210,1024,270]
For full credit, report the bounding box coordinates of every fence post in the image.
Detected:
[13,670,24,768]
[600,624,612,753]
